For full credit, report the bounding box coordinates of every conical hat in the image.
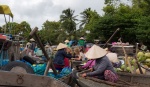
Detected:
[45,45,49,48]
[80,37,85,40]
[30,38,35,41]
[85,45,107,59]
[56,43,67,50]
[26,42,31,45]
[64,40,69,43]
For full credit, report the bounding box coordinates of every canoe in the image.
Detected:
[0,70,70,87]
[77,77,137,87]
[72,70,138,87]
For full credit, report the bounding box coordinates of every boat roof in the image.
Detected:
[0,5,13,18]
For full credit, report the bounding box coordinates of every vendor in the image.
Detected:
[53,43,73,71]
[94,39,100,46]
[81,45,118,82]
[64,39,70,47]
[105,48,121,68]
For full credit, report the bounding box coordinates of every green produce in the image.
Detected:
[138,56,146,62]
[137,52,144,58]
[131,59,136,65]
[145,52,150,58]
[146,59,150,62]
[121,64,125,70]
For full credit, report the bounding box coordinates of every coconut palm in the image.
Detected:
[60,8,78,35]
[80,8,92,28]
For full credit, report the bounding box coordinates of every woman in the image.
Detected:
[81,45,118,82]
[105,48,121,68]
[53,43,73,71]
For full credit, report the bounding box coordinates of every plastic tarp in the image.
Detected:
[0,5,13,18]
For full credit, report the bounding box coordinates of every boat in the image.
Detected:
[0,70,69,87]
[118,72,150,87]
[72,70,139,87]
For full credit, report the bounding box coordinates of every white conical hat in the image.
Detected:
[56,43,67,50]
[26,42,31,45]
[85,45,107,59]
[45,45,49,48]
[64,40,69,43]
[30,38,35,41]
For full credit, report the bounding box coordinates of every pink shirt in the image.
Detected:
[81,60,95,69]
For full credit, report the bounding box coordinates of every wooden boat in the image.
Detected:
[72,70,138,87]
[0,70,70,87]
[118,72,150,87]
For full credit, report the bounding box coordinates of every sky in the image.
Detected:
[0,0,106,29]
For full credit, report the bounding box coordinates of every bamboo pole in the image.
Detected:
[118,38,134,74]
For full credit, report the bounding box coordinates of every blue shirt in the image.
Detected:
[53,49,72,65]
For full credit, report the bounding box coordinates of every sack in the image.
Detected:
[60,67,72,75]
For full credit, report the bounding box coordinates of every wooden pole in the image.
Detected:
[103,28,120,48]
[29,27,57,75]
[118,38,134,73]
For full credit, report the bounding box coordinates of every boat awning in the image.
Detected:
[0,5,13,18]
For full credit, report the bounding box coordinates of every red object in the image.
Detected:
[64,58,70,67]
[0,34,6,41]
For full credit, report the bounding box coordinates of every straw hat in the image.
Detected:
[80,37,84,40]
[85,45,107,59]
[26,42,31,45]
[56,43,67,50]
[64,40,69,43]
[104,48,108,51]
[30,38,35,41]
[45,45,49,48]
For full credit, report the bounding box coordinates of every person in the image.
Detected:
[20,42,31,57]
[94,39,100,46]
[105,48,121,68]
[53,43,73,71]
[45,44,53,57]
[29,38,36,56]
[20,44,24,52]
[78,37,86,48]
[72,47,85,61]
[81,59,95,69]
[81,45,118,82]
[64,40,70,47]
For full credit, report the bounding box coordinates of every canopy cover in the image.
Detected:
[0,5,13,18]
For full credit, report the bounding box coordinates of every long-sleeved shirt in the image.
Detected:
[53,49,72,65]
[86,56,116,80]
[81,60,95,69]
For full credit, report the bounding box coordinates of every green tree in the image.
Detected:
[60,8,78,36]
[39,20,61,45]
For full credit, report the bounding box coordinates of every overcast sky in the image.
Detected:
[0,0,106,29]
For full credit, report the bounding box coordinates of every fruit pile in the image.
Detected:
[115,51,150,74]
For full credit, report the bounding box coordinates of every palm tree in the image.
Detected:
[80,8,93,28]
[60,8,78,35]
